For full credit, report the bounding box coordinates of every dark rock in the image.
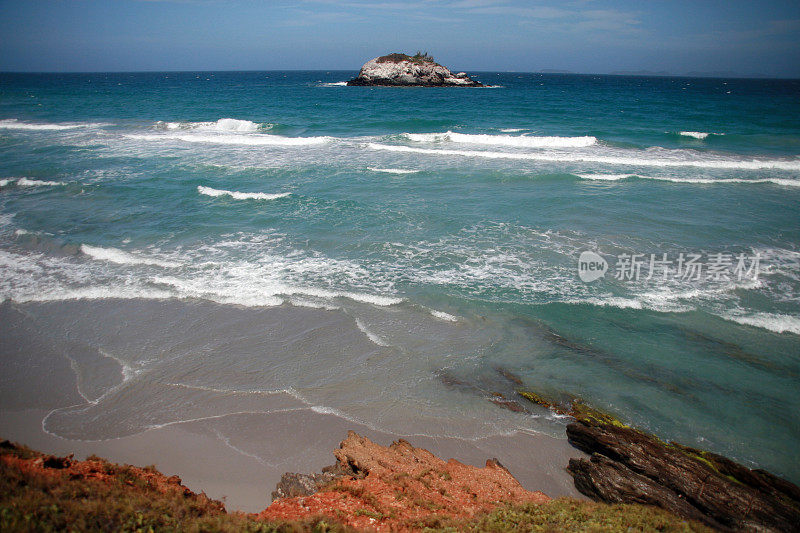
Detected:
[271,461,357,501]
[43,455,72,469]
[565,416,800,532]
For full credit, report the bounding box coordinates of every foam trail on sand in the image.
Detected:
[430,309,459,322]
[368,143,800,171]
[403,131,597,148]
[80,244,180,268]
[355,318,390,346]
[197,186,291,200]
[284,287,402,306]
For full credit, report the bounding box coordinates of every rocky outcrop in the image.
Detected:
[2,435,716,531]
[560,407,800,532]
[347,53,484,87]
[271,462,357,500]
[261,430,548,531]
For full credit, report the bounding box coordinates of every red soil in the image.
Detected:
[258,431,550,531]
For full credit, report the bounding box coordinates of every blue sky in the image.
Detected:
[1,0,798,76]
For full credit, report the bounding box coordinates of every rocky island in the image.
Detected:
[347,52,485,87]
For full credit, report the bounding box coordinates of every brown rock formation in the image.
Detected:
[260,431,549,531]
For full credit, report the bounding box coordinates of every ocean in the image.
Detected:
[1,71,798,487]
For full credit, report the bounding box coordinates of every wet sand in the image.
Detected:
[0,298,584,512]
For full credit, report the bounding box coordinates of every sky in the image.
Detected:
[1,0,799,76]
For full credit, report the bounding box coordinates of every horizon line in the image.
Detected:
[1,69,798,80]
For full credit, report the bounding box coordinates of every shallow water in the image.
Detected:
[0,71,798,483]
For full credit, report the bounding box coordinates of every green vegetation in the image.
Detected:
[516,390,634,430]
[0,441,349,533]
[435,498,713,532]
[376,52,436,65]
[0,440,713,532]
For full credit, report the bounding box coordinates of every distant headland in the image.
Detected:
[347,52,485,87]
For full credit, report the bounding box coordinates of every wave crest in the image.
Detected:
[80,244,179,268]
[155,118,266,133]
[197,185,291,200]
[368,143,800,171]
[577,173,800,187]
[679,131,724,140]
[403,131,597,148]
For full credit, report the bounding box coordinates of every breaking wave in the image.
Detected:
[367,167,419,174]
[80,244,180,268]
[679,131,724,140]
[16,178,67,187]
[0,119,93,131]
[368,143,800,171]
[402,131,597,148]
[197,186,291,200]
[128,133,330,146]
[577,173,800,187]
[723,312,800,335]
[154,118,266,133]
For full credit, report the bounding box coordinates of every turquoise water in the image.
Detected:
[1,71,799,482]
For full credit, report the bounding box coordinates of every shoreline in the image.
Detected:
[2,295,799,529]
[0,406,584,513]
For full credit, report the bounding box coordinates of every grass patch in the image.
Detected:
[376,52,436,65]
[0,441,350,533]
[443,498,713,532]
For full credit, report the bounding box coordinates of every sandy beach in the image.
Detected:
[0,298,583,513]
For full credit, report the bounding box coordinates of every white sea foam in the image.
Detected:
[206,118,260,132]
[155,118,264,133]
[285,287,402,306]
[577,173,800,187]
[319,81,348,87]
[367,167,419,174]
[18,286,175,303]
[355,318,390,346]
[499,128,527,133]
[403,131,597,148]
[679,131,724,140]
[368,143,800,171]
[429,309,459,322]
[15,178,67,187]
[0,119,85,131]
[98,348,140,382]
[288,297,341,311]
[128,133,329,146]
[80,244,180,268]
[724,312,800,335]
[0,179,11,188]
[576,174,632,181]
[197,185,291,200]
[151,272,401,309]
[151,274,286,307]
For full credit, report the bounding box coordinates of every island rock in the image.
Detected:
[347,53,484,87]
